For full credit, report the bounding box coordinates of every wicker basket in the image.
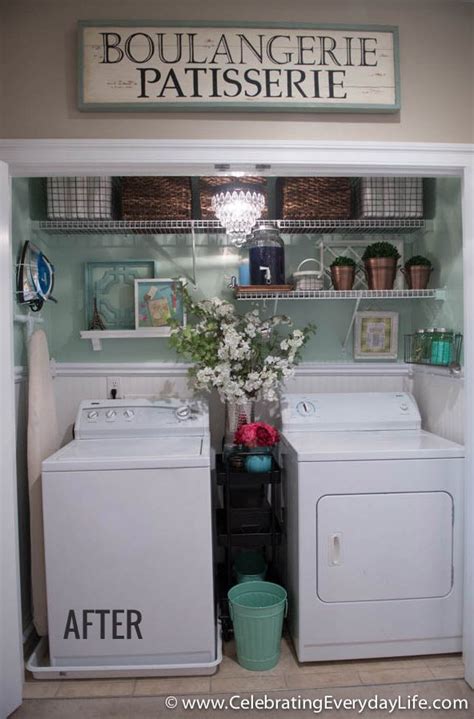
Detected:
[199,176,268,219]
[277,177,352,220]
[121,177,192,220]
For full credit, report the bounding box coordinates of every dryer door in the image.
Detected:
[317,491,453,603]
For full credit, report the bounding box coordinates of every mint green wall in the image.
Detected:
[412,177,463,336]
[12,178,463,365]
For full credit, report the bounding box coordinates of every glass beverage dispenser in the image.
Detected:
[248,223,286,286]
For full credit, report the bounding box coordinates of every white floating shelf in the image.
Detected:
[80,329,171,351]
[235,289,446,301]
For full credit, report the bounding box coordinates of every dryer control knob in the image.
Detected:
[106,409,117,419]
[87,410,98,420]
[296,400,316,416]
[123,409,135,419]
[400,403,409,411]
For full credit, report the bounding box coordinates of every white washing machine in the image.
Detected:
[39,398,221,678]
[281,392,464,663]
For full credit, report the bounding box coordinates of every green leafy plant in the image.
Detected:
[330,256,357,268]
[168,287,315,403]
[404,255,432,268]
[362,242,401,261]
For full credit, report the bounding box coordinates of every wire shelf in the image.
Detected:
[235,289,445,301]
[35,218,426,236]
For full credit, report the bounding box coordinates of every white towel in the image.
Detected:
[27,329,60,636]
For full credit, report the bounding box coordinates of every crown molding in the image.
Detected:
[0,139,472,177]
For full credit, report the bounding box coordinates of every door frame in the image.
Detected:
[0,140,472,708]
[0,161,23,718]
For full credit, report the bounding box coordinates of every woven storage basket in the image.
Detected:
[277,177,352,219]
[199,176,268,219]
[121,176,192,220]
[355,177,423,219]
[47,177,114,220]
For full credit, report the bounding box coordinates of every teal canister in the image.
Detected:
[431,328,453,366]
[439,330,454,365]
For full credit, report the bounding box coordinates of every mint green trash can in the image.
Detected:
[228,581,287,671]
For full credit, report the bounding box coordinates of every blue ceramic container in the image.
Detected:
[245,452,272,473]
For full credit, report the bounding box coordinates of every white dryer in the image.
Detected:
[281,392,464,662]
[40,398,220,677]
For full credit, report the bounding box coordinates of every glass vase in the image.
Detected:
[225,399,255,446]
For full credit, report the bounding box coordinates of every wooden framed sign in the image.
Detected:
[78,21,400,113]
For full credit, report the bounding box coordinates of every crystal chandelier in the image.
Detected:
[211,186,266,246]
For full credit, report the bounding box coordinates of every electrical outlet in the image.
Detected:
[107,377,122,399]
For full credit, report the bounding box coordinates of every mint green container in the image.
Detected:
[228,581,287,671]
[234,551,267,583]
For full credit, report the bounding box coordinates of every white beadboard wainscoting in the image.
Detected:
[412,366,465,444]
[17,361,466,449]
[16,360,466,448]
[46,362,412,448]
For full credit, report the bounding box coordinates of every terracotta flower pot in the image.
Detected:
[331,265,355,291]
[401,265,432,290]
[364,257,398,290]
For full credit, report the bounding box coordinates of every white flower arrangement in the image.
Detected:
[169,290,315,403]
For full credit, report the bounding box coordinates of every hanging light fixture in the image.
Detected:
[211,183,266,246]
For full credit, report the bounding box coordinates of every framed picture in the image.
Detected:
[354,311,399,360]
[85,260,157,330]
[134,279,186,335]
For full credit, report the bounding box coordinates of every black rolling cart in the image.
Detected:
[215,451,283,641]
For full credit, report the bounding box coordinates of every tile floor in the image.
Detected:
[15,638,471,717]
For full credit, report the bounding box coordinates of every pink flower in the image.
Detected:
[234,422,280,448]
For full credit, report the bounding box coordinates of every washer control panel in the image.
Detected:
[75,399,209,439]
[281,393,421,432]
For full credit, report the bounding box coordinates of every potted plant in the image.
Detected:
[330,256,357,291]
[401,255,433,290]
[234,422,280,473]
[362,241,401,290]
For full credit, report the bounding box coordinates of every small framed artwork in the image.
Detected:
[354,311,399,360]
[134,279,186,335]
